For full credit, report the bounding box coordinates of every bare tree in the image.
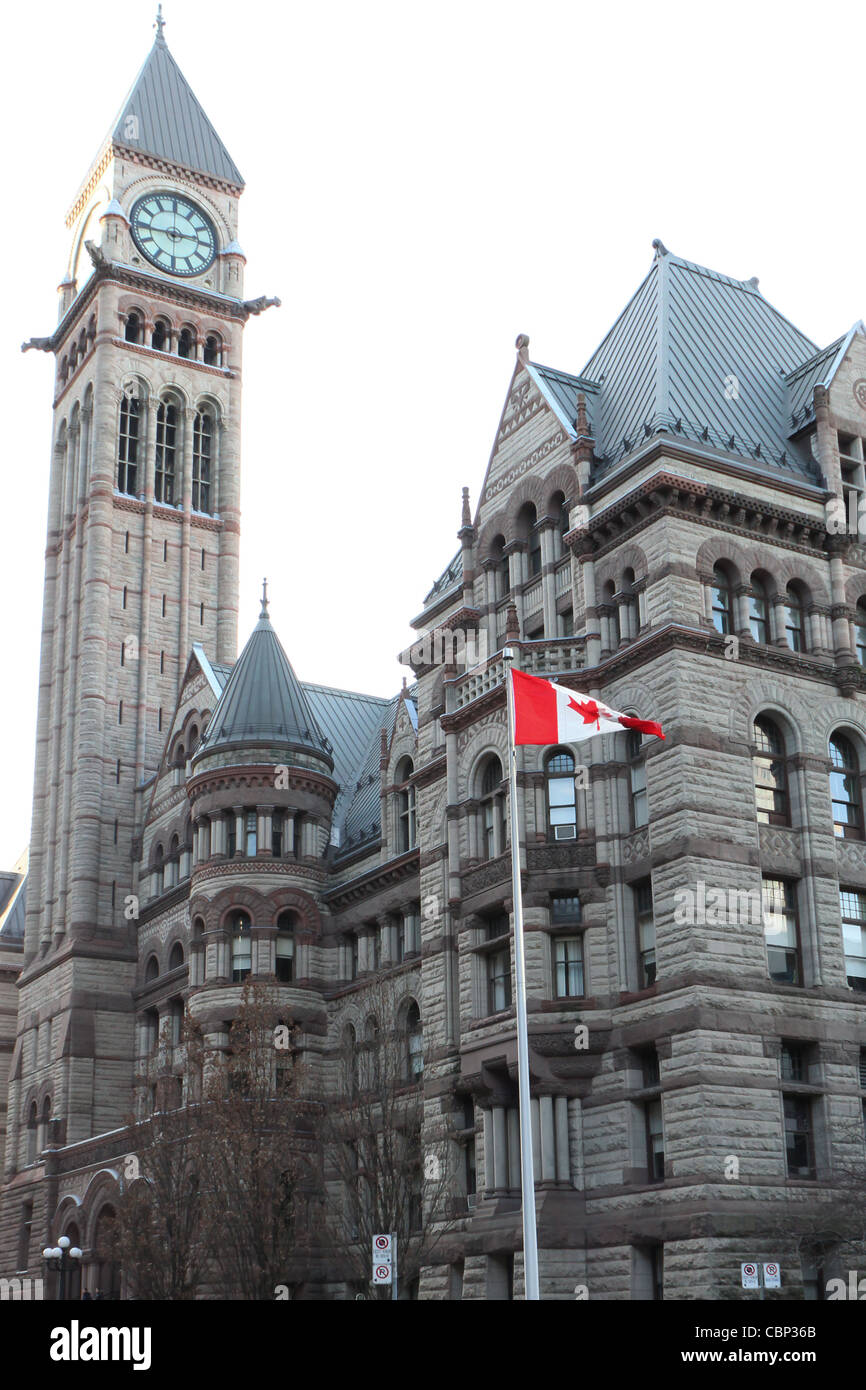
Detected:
[321,975,459,1298]
[196,981,322,1300]
[116,1097,207,1300]
[118,984,322,1300]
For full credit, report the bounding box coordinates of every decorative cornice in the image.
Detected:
[324,850,419,910]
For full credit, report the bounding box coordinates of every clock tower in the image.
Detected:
[9,10,266,1159]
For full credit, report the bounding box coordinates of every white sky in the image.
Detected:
[0,0,863,867]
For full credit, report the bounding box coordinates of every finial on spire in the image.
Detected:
[260,577,269,618]
[461,486,472,529]
[155,4,166,41]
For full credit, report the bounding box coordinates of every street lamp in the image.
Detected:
[43,1235,83,1301]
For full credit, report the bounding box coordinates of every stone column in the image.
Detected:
[530,1097,540,1183]
[555,1095,570,1183]
[540,523,556,635]
[492,1106,508,1193]
[539,1096,556,1182]
[233,807,244,856]
[507,1107,521,1191]
[483,1109,495,1196]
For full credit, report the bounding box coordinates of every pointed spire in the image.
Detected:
[109,19,244,186]
[195,590,331,766]
[461,486,472,528]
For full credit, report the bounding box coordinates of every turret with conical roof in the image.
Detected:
[194,583,334,772]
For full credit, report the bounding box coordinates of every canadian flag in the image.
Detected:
[511,667,664,747]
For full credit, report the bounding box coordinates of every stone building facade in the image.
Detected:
[2,20,866,1300]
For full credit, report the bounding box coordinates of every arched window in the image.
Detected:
[151,318,169,351]
[479,754,506,859]
[620,567,639,641]
[343,1024,358,1095]
[59,356,69,385]
[627,729,648,827]
[117,394,140,494]
[169,941,184,971]
[203,333,221,366]
[711,563,732,634]
[830,734,862,840]
[192,408,214,513]
[177,327,194,359]
[363,1014,380,1090]
[168,998,183,1049]
[275,911,296,983]
[145,954,159,982]
[749,575,769,643]
[155,399,178,505]
[26,1102,38,1164]
[549,490,569,556]
[856,599,866,666]
[124,312,141,344]
[188,724,199,753]
[230,911,252,982]
[405,1001,423,1081]
[546,749,576,840]
[396,757,416,853]
[753,717,788,825]
[38,1098,51,1154]
[152,845,164,896]
[92,1206,121,1299]
[490,535,509,600]
[785,584,805,652]
[516,502,540,577]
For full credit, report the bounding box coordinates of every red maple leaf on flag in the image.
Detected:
[567,696,601,727]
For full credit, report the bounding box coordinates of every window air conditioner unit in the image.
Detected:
[554,825,577,840]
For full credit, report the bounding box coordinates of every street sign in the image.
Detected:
[741,1263,759,1289]
[373,1263,393,1285]
[763,1263,781,1289]
[372,1234,392,1261]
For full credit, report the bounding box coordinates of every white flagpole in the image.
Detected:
[503,650,540,1301]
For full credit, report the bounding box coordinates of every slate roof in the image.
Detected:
[109,31,244,187]
[302,684,391,839]
[338,695,409,855]
[579,245,824,482]
[195,602,332,764]
[526,362,599,438]
[785,323,866,429]
[422,550,463,609]
[0,872,25,940]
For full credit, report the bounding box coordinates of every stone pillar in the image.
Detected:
[507,1107,520,1191]
[530,1096,540,1183]
[233,807,244,856]
[211,816,226,858]
[492,1106,508,1193]
[540,1095,556,1182]
[555,1095,570,1183]
[540,523,556,635]
[483,1109,495,1196]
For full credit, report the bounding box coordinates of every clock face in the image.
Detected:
[130,192,217,276]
